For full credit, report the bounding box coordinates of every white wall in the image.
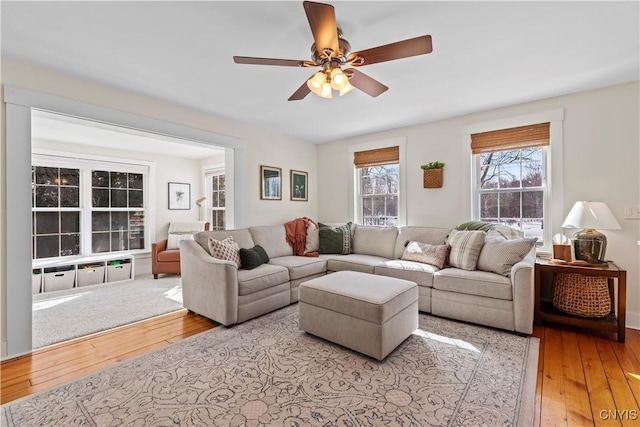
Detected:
[0,59,319,357]
[318,81,640,329]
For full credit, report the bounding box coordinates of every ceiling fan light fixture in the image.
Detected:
[329,67,348,90]
[319,81,333,98]
[306,71,326,94]
[339,81,355,96]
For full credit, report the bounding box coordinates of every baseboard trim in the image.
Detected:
[626,310,640,330]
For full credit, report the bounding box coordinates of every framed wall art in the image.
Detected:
[168,182,191,210]
[290,169,308,201]
[260,165,282,200]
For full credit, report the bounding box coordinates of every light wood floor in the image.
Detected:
[1,312,639,427]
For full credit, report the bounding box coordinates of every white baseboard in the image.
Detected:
[626,310,640,330]
[1,341,6,359]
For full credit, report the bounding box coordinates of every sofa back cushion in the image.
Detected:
[249,225,294,258]
[195,229,254,252]
[394,226,452,259]
[353,225,398,259]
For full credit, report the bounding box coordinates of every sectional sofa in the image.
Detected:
[180,222,536,334]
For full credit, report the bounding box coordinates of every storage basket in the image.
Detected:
[552,273,610,317]
[423,168,443,188]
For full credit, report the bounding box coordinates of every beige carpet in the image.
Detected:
[3,304,539,426]
[32,275,184,349]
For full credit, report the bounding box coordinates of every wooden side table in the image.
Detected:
[534,258,626,342]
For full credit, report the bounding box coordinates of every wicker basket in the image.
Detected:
[423,168,443,188]
[552,273,611,317]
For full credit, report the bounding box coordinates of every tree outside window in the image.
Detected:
[359,165,399,226]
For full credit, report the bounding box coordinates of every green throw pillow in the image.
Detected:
[455,221,495,232]
[318,222,353,255]
[239,245,270,270]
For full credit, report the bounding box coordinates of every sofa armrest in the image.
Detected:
[510,250,536,334]
[180,240,239,326]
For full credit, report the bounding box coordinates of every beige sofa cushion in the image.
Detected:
[433,268,512,300]
[249,225,294,258]
[374,260,438,287]
[321,254,388,274]
[269,256,327,280]
[352,225,398,259]
[195,229,254,252]
[237,264,289,296]
[394,226,451,259]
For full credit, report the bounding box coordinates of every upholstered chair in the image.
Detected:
[152,221,210,279]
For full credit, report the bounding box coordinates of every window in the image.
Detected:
[355,146,399,226]
[31,157,148,260]
[205,170,226,230]
[32,166,81,258]
[91,170,145,253]
[472,123,549,246]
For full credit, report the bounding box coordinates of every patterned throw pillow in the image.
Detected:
[318,222,353,255]
[446,230,486,271]
[477,230,537,276]
[401,241,449,269]
[207,236,241,268]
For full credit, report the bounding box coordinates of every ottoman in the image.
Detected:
[298,271,418,361]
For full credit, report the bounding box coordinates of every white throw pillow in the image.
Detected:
[304,221,319,254]
[401,241,449,269]
[446,230,486,271]
[167,233,195,250]
[477,230,537,276]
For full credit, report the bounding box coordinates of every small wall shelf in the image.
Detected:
[32,253,134,294]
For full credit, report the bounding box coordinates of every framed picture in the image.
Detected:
[290,169,308,201]
[260,165,282,200]
[168,182,191,210]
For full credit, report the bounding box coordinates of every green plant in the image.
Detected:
[420,161,446,170]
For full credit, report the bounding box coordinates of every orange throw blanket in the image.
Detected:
[284,217,319,257]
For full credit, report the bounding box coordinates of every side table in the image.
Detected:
[534,258,626,342]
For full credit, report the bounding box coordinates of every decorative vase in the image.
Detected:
[423,169,443,188]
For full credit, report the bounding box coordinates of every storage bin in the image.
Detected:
[77,264,105,287]
[32,269,42,294]
[107,260,132,282]
[43,265,76,292]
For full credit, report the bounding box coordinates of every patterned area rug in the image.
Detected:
[2,305,539,426]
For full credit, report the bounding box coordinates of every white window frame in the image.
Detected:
[203,164,225,230]
[463,109,564,254]
[32,150,152,258]
[349,137,407,227]
[357,164,400,227]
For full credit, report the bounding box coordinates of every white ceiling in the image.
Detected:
[2,1,639,144]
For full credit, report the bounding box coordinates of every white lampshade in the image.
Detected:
[561,201,621,230]
[329,68,348,90]
[306,72,325,94]
[339,81,355,96]
[318,81,333,98]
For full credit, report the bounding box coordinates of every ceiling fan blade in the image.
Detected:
[347,35,433,66]
[345,69,388,97]
[288,79,312,101]
[303,1,339,56]
[233,56,316,67]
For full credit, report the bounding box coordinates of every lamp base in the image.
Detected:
[573,228,607,264]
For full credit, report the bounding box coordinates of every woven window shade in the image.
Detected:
[471,122,550,154]
[353,146,399,168]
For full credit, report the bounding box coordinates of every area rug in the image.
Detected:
[4,305,539,426]
[32,275,184,349]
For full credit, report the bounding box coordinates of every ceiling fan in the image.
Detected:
[233,1,433,101]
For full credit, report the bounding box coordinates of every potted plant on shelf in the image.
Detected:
[420,161,445,188]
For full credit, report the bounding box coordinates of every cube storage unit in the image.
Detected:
[77,263,106,287]
[107,259,132,282]
[32,269,42,295]
[43,265,76,292]
[33,254,134,293]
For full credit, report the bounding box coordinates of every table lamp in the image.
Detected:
[561,201,621,263]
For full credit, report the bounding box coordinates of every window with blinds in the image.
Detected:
[472,123,549,245]
[354,146,399,227]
